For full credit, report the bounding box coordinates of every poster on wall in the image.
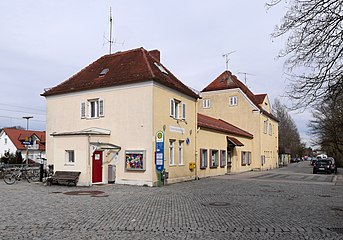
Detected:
[125,150,146,171]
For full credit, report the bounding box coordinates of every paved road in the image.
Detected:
[0,162,342,239]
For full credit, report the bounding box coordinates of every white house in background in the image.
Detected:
[0,128,46,163]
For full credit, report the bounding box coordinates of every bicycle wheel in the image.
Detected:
[29,169,40,182]
[4,173,16,184]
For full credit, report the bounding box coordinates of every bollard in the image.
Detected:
[39,162,44,182]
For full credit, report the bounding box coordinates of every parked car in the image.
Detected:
[313,157,337,174]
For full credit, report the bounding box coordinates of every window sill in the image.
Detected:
[178,164,185,166]
[65,163,75,166]
[220,165,226,168]
[210,166,218,169]
[169,164,176,167]
[200,167,207,170]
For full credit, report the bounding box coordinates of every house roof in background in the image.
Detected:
[197,113,253,139]
[42,47,199,99]
[1,128,45,151]
[201,71,278,122]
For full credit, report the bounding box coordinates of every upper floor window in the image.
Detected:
[268,123,272,135]
[263,120,268,134]
[4,138,7,145]
[81,98,104,119]
[203,99,211,109]
[170,99,186,120]
[229,96,238,106]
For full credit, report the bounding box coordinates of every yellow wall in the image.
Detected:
[152,83,197,184]
[197,128,253,177]
[198,88,278,171]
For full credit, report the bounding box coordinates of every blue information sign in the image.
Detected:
[155,131,164,172]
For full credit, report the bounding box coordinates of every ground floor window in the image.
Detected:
[200,149,208,169]
[169,140,175,165]
[241,151,252,166]
[210,149,219,168]
[220,150,226,167]
[178,140,184,165]
[65,150,75,165]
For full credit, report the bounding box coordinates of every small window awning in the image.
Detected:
[90,142,121,151]
[51,127,111,136]
[227,136,244,147]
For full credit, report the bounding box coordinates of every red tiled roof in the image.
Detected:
[42,47,199,99]
[202,71,278,122]
[254,94,267,105]
[1,128,45,151]
[197,113,253,139]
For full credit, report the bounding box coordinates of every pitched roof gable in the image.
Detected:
[197,113,253,139]
[2,128,46,151]
[42,47,199,99]
[202,71,278,122]
[254,94,267,105]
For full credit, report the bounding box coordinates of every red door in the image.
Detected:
[92,151,103,183]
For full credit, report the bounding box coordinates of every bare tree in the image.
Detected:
[308,96,343,165]
[273,99,304,157]
[268,0,343,109]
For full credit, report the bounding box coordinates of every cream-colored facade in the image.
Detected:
[198,88,279,172]
[45,81,197,186]
[44,49,278,186]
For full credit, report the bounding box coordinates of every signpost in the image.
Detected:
[155,131,164,172]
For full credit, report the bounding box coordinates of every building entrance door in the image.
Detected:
[92,151,103,183]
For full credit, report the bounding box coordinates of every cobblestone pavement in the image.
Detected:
[0,162,342,239]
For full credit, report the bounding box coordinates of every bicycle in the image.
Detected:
[3,166,40,185]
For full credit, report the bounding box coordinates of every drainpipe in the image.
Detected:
[194,98,198,180]
[88,134,91,186]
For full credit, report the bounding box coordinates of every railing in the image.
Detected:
[27,144,39,150]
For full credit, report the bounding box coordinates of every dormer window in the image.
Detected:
[99,68,109,77]
[154,62,168,75]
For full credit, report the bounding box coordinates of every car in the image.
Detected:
[313,157,337,174]
[310,158,317,166]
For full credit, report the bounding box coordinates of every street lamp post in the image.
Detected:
[23,116,33,166]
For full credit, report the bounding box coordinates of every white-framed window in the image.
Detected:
[241,151,252,166]
[170,98,181,119]
[81,98,104,119]
[169,139,175,165]
[229,96,238,106]
[200,149,208,169]
[203,99,211,108]
[178,140,184,165]
[80,102,86,119]
[263,120,268,134]
[210,149,219,168]
[65,150,75,165]
[182,103,186,120]
[220,150,226,167]
[268,123,272,135]
[4,138,7,145]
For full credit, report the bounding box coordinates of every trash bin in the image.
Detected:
[108,165,115,184]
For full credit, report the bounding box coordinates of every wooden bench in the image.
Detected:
[48,171,81,186]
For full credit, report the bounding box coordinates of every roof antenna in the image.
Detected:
[238,71,255,85]
[103,7,124,54]
[222,51,236,70]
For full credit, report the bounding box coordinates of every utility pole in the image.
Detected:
[23,116,33,166]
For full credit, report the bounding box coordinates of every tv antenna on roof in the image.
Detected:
[222,51,236,70]
[103,7,124,54]
[238,71,255,85]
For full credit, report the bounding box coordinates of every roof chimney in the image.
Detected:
[149,49,160,62]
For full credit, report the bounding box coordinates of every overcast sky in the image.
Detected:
[0,0,313,146]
